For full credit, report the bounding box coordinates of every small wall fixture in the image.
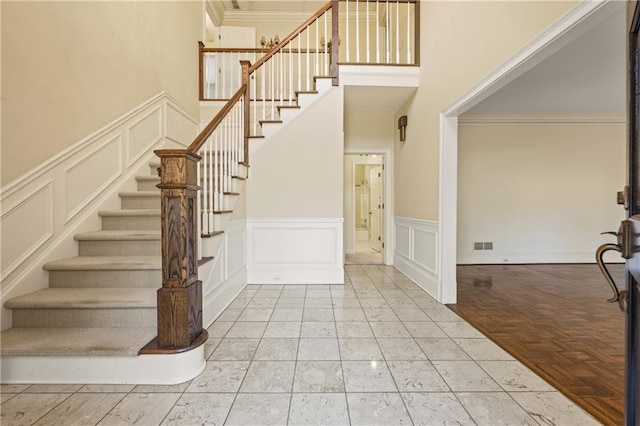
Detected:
[260,35,280,49]
[398,115,408,141]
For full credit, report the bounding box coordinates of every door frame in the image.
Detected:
[344,148,394,265]
[437,0,620,304]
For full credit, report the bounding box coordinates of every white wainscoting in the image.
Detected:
[393,217,439,299]
[0,92,199,328]
[247,218,344,284]
[202,219,248,327]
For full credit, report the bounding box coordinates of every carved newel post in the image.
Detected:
[154,149,203,349]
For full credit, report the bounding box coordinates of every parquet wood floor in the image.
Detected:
[449,264,626,426]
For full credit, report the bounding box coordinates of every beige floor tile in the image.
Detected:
[97,393,180,425]
[35,393,125,425]
[0,393,70,426]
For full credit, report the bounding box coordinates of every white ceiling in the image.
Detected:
[344,86,417,116]
[465,6,626,116]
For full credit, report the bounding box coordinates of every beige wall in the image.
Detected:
[247,88,344,218]
[345,114,394,150]
[457,122,625,263]
[2,1,202,186]
[394,1,578,220]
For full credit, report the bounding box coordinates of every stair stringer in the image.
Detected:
[250,77,336,154]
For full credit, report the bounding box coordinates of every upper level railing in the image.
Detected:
[200,0,420,101]
[154,0,419,352]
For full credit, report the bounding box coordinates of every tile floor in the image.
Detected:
[1,265,600,425]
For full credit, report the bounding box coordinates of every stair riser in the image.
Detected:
[199,194,237,211]
[102,216,160,231]
[137,180,160,192]
[13,308,156,328]
[121,197,160,210]
[49,270,161,288]
[78,240,161,257]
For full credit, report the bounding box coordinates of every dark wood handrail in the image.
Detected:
[187,84,247,153]
[248,1,333,74]
[339,0,417,2]
[202,48,270,53]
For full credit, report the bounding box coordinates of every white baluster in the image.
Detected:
[262,66,266,126]
[366,0,370,62]
[298,37,302,92]
[356,0,360,62]
[396,1,400,63]
[324,12,328,74]
[306,29,310,91]
[386,1,390,63]
[289,42,294,104]
[376,0,380,63]
[208,137,213,233]
[346,0,350,62]
[407,2,411,64]
[315,19,319,76]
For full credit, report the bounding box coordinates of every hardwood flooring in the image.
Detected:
[449,264,626,426]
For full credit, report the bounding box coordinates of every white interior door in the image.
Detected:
[369,166,383,252]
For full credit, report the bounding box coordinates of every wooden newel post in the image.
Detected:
[331,1,339,86]
[240,60,251,166]
[155,149,203,349]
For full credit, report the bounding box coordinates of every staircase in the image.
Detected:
[1,0,419,384]
[1,166,162,358]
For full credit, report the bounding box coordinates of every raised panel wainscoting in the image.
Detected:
[0,92,199,329]
[202,219,248,327]
[393,217,439,300]
[247,219,344,284]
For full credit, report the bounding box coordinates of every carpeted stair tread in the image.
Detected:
[135,176,160,182]
[5,288,157,309]
[43,256,160,271]
[0,327,156,357]
[74,230,161,241]
[98,209,160,217]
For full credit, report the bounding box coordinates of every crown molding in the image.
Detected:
[458,114,626,126]
[206,0,225,27]
[223,10,314,23]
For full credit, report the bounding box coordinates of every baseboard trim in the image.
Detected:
[1,348,205,385]
[394,251,438,299]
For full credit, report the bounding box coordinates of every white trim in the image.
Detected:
[1,348,205,385]
[339,65,419,87]
[459,114,626,126]
[344,147,394,265]
[247,218,344,284]
[393,216,439,299]
[439,0,619,306]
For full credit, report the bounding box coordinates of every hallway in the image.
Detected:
[0,266,598,425]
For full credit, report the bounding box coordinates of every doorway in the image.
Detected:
[344,154,384,265]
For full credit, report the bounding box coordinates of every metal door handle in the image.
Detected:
[596,230,628,312]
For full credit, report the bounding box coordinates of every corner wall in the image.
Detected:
[246,87,344,284]
[457,120,625,264]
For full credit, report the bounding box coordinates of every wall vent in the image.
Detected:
[473,242,493,251]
